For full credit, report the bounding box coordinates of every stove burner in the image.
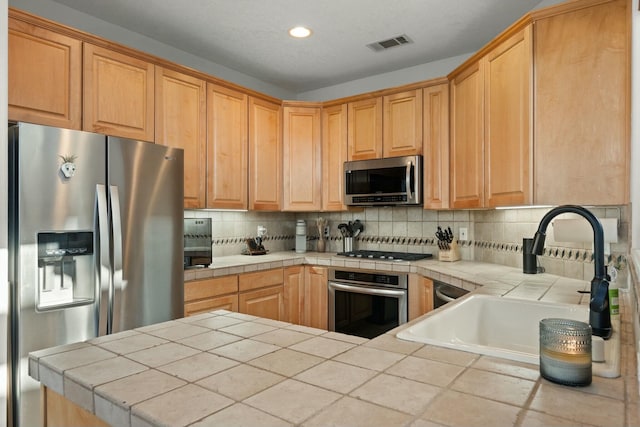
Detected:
[336,250,432,261]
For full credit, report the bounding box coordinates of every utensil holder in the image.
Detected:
[438,241,460,262]
[539,318,592,386]
[343,237,354,253]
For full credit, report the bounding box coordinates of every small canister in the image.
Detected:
[539,318,592,386]
[295,220,307,253]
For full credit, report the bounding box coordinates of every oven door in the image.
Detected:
[328,281,408,339]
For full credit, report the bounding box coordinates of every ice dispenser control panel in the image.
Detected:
[37,231,95,310]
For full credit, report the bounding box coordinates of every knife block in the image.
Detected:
[438,241,461,262]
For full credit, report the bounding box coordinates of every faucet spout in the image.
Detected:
[531,205,612,339]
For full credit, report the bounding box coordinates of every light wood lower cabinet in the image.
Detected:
[284,266,305,324]
[408,274,434,321]
[43,386,108,427]
[8,17,82,129]
[238,268,285,321]
[184,276,239,316]
[303,266,328,330]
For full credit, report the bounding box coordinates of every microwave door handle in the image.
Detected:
[405,160,413,200]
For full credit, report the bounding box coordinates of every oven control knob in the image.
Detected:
[388,256,395,260]
[367,254,374,258]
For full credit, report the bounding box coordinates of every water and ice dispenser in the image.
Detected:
[37,231,95,310]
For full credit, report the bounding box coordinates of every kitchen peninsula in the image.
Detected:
[30,254,638,427]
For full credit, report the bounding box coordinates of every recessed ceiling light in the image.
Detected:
[289,26,312,38]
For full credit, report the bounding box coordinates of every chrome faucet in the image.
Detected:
[531,205,612,339]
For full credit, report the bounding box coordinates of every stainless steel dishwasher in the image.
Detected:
[433,281,469,309]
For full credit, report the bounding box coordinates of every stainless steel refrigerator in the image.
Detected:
[7,122,184,427]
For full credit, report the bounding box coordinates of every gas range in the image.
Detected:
[336,250,432,261]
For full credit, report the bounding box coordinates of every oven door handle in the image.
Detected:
[329,282,407,298]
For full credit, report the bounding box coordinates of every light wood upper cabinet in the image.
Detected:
[303,266,328,330]
[533,0,629,205]
[249,97,282,211]
[423,83,450,210]
[283,105,322,211]
[8,18,82,129]
[348,97,383,160]
[155,67,207,209]
[449,25,532,209]
[206,83,249,210]
[322,104,348,211]
[450,61,484,209]
[484,26,532,208]
[383,90,423,158]
[83,43,155,141]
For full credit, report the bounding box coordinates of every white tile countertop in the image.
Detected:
[30,256,639,427]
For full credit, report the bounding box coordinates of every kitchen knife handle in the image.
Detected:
[96,184,110,337]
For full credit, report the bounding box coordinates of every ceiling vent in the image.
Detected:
[367,34,413,52]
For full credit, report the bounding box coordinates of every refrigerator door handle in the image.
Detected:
[109,185,124,334]
[96,184,111,336]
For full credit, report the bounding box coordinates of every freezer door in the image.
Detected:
[8,123,105,427]
[108,137,184,332]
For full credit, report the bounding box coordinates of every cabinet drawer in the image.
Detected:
[238,268,284,292]
[184,275,238,302]
[185,294,239,317]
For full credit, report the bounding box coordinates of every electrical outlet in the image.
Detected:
[323,226,330,238]
[459,227,468,241]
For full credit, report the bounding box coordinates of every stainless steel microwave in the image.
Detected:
[344,155,422,206]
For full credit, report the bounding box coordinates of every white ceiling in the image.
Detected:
[50,0,551,93]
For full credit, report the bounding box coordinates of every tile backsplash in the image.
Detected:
[185,205,630,284]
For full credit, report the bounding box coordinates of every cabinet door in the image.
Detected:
[44,387,109,427]
[207,83,248,209]
[83,43,155,141]
[284,266,305,324]
[283,106,322,211]
[249,97,282,211]
[383,90,423,158]
[450,62,484,209]
[534,0,629,205]
[484,26,532,207]
[423,83,450,210]
[8,18,82,129]
[322,104,348,211]
[155,67,206,209]
[408,275,433,321]
[303,266,328,330]
[184,275,239,316]
[239,286,285,321]
[348,98,383,160]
